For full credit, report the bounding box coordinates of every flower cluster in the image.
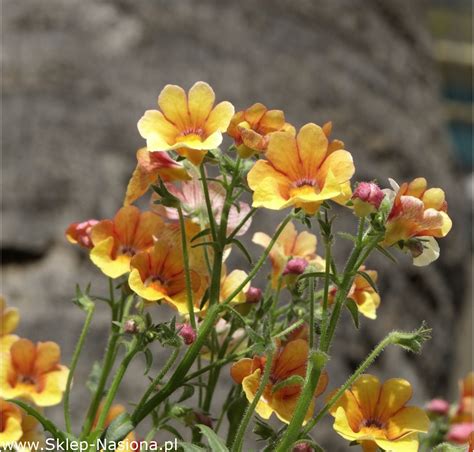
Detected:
[3,81,456,451]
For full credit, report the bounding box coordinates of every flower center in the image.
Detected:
[19,374,36,385]
[119,246,136,256]
[178,127,205,140]
[146,274,167,287]
[293,178,318,189]
[362,418,384,429]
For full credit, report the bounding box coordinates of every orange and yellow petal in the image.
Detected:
[90,237,131,278]
[230,358,254,384]
[30,366,69,407]
[158,84,189,130]
[296,123,329,177]
[137,110,179,151]
[272,339,308,381]
[242,369,273,420]
[204,101,235,135]
[33,342,61,375]
[271,391,315,425]
[374,432,422,452]
[265,132,301,181]
[350,374,382,421]
[0,399,23,446]
[0,297,19,337]
[188,81,215,127]
[375,378,413,423]
[220,270,249,304]
[385,406,430,440]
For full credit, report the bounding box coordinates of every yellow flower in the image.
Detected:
[123,147,191,206]
[220,267,250,305]
[128,231,203,314]
[90,206,164,278]
[0,398,23,447]
[230,339,328,424]
[383,178,452,266]
[138,81,234,165]
[452,371,474,424]
[0,297,19,352]
[227,103,295,158]
[329,374,430,452]
[0,339,69,407]
[348,267,381,320]
[247,123,354,215]
[253,221,324,288]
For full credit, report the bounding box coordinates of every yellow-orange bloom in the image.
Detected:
[348,268,381,320]
[329,374,429,452]
[231,339,328,424]
[128,232,203,314]
[124,147,191,206]
[453,372,474,424]
[247,123,354,215]
[138,82,234,165]
[220,267,249,305]
[383,178,452,266]
[227,103,295,158]
[90,206,163,278]
[253,221,324,288]
[0,297,19,352]
[0,339,69,407]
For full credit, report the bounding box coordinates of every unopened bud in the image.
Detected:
[194,411,213,428]
[425,398,450,415]
[405,239,424,258]
[352,182,384,217]
[447,422,474,444]
[65,219,99,249]
[177,323,196,345]
[245,286,263,304]
[292,443,313,452]
[124,319,138,334]
[283,258,309,276]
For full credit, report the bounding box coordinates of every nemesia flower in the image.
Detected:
[4,403,44,452]
[93,403,137,452]
[347,267,381,320]
[227,102,295,158]
[152,177,252,236]
[0,398,22,446]
[329,374,429,452]
[128,233,203,314]
[65,219,99,249]
[282,258,309,276]
[0,339,69,407]
[90,206,163,278]
[231,339,328,424]
[247,123,355,214]
[0,297,19,352]
[447,422,474,444]
[138,81,234,165]
[352,182,385,217]
[220,267,250,305]
[253,221,324,288]
[453,372,474,424]
[124,148,191,206]
[383,178,452,266]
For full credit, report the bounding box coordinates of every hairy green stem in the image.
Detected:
[231,347,274,452]
[64,303,95,433]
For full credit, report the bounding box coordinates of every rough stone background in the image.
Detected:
[1,0,471,450]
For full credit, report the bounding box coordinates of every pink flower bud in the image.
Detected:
[124,319,138,334]
[352,182,384,217]
[245,286,263,304]
[66,219,99,249]
[425,398,450,415]
[177,323,196,345]
[194,411,213,428]
[292,443,313,452]
[283,258,309,276]
[447,422,474,444]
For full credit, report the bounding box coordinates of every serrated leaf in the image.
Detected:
[433,443,466,452]
[346,299,360,329]
[337,232,357,243]
[86,361,103,394]
[356,271,379,292]
[197,424,228,451]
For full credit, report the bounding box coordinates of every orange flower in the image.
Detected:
[231,339,328,424]
[220,267,250,305]
[329,374,429,452]
[453,372,474,424]
[66,219,99,249]
[0,339,69,407]
[347,267,381,320]
[124,148,191,206]
[0,297,19,352]
[253,221,324,288]
[128,230,203,314]
[138,82,234,165]
[227,103,295,158]
[383,178,452,266]
[90,206,163,278]
[247,123,354,215]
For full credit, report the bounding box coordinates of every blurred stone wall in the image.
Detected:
[2,0,470,449]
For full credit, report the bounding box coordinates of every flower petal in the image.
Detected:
[350,374,382,420]
[244,103,267,125]
[34,342,60,375]
[296,123,329,178]
[386,406,430,440]
[158,84,189,130]
[230,358,253,384]
[11,339,35,376]
[374,432,421,452]
[32,365,69,407]
[293,231,317,257]
[273,339,308,381]
[265,131,301,181]
[272,391,315,425]
[317,149,354,187]
[242,369,273,419]
[137,110,179,150]
[90,237,131,278]
[375,378,413,423]
[205,101,235,134]
[188,82,215,127]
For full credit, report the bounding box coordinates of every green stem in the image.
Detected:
[199,163,218,242]
[302,330,403,435]
[319,236,332,343]
[94,340,141,432]
[226,207,257,242]
[308,276,315,349]
[137,347,180,408]
[274,350,328,452]
[64,303,95,434]
[231,347,274,452]
[177,205,197,329]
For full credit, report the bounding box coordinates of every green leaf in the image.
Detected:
[356,271,379,292]
[228,238,252,264]
[375,244,398,263]
[253,418,276,442]
[179,443,206,452]
[197,424,229,451]
[226,394,248,446]
[104,412,134,443]
[346,299,360,329]
[86,361,103,394]
[73,285,95,311]
[143,348,153,375]
[160,424,183,441]
[9,399,68,442]
[191,228,212,242]
[177,384,195,403]
[337,232,357,243]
